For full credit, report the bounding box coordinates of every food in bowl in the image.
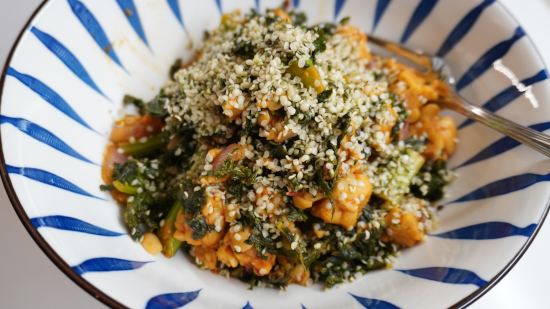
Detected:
[100,7,457,289]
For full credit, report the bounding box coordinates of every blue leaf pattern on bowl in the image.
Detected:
[29,26,109,101]
[459,69,548,129]
[166,0,185,29]
[397,267,487,288]
[400,0,438,44]
[436,0,495,57]
[31,215,125,236]
[67,0,126,71]
[334,0,346,22]
[145,290,201,309]
[242,301,253,309]
[432,222,537,239]
[456,121,550,169]
[1,116,97,165]
[449,172,550,204]
[215,0,222,14]
[5,67,98,134]
[115,0,150,48]
[72,257,152,275]
[349,293,401,309]
[373,0,391,31]
[456,27,525,91]
[6,165,104,200]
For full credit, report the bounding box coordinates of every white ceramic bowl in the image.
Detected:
[2,0,550,308]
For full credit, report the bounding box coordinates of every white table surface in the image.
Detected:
[1,0,550,308]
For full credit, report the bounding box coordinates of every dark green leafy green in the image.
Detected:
[207,158,257,186]
[99,184,115,191]
[311,28,327,63]
[180,187,207,215]
[119,132,168,156]
[287,205,308,222]
[317,88,333,103]
[244,215,278,260]
[169,58,182,80]
[339,17,350,25]
[410,159,448,202]
[232,41,257,59]
[184,214,211,240]
[289,11,307,26]
[123,93,168,118]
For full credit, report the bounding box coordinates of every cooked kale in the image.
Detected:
[289,11,307,27]
[405,136,429,152]
[207,158,256,186]
[123,93,168,118]
[313,23,336,36]
[316,88,333,103]
[180,187,207,215]
[389,94,408,139]
[184,214,211,240]
[410,159,448,202]
[311,28,327,63]
[232,41,257,59]
[169,58,182,80]
[244,213,279,260]
[237,267,291,290]
[119,132,168,156]
[339,17,350,25]
[113,161,139,184]
[99,184,115,191]
[287,204,308,222]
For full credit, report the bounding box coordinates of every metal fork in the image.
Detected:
[368,35,550,158]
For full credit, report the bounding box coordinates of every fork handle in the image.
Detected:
[438,93,550,158]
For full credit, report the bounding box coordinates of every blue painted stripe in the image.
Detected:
[433,222,536,239]
[397,267,487,288]
[301,305,307,309]
[67,0,126,71]
[145,290,201,309]
[72,257,151,275]
[6,67,98,134]
[449,172,550,204]
[31,215,124,236]
[242,301,253,309]
[116,0,149,48]
[6,165,104,200]
[30,27,109,101]
[255,0,260,12]
[436,0,495,57]
[350,294,400,309]
[334,0,347,22]
[166,0,185,29]
[455,27,525,92]
[1,116,97,165]
[400,0,438,44]
[456,121,550,169]
[293,0,300,8]
[215,0,222,14]
[373,0,391,32]
[459,69,548,129]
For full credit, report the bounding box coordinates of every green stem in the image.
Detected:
[157,200,183,258]
[119,133,167,156]
[113,180,138,195]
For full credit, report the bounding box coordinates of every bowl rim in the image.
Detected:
[1,1,549,308]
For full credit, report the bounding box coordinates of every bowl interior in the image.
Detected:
[2,0,550,308]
